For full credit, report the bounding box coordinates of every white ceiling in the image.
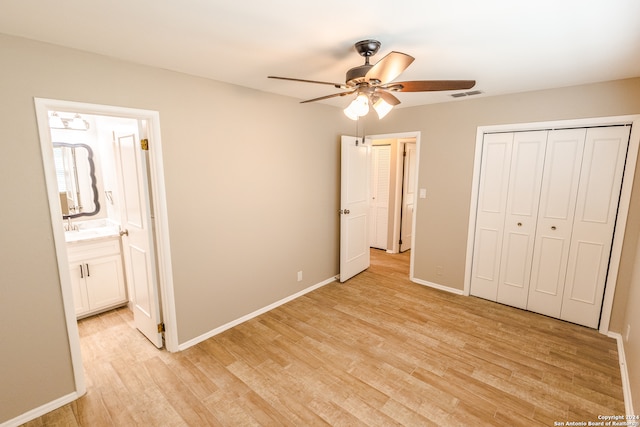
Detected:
[2,0,640,109]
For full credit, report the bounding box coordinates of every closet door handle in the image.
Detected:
[551,226,557,230]
[517,222,522,227]
[85,263,90,277]
[80,264,84,279]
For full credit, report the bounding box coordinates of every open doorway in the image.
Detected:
[368,131,420,279]
[35,98,177,396]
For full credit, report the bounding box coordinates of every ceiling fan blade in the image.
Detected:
[365,51,415,85]
[384,80,476,92]
[375,90,401,106]
[300,90,356,104]
[268,76,347,89]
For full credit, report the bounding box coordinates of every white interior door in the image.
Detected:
[526,128,586,318]
[400,143,416,252]
[114,129,163,347]
[340,135,371,283]
[470,132,514,301]
[560,126,630,327]
[369,145,390,250]
[496,131,547,309]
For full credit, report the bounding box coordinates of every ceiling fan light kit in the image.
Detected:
[268,39,476,120]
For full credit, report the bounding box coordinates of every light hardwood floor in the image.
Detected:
[23,249,625,426]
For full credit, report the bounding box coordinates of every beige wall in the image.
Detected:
[0,33,351,423]
[2,30,640,423]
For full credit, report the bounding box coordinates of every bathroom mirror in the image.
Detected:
[52,142,100,218]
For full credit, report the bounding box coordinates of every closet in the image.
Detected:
[470,125,631,328]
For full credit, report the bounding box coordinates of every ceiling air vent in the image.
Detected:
[451,90,483,98]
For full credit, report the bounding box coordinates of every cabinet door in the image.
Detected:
[496,131,547,309]
[560,126,630,327]
[470,132,514,301]
[527,128,586,318]
[85,254,127,311]
[69,263,90,316]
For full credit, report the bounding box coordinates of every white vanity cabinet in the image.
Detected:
[66,237,127,318]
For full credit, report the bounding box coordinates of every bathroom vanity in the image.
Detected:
[66,224,127,318]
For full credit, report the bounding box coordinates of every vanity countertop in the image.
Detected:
[65,226,120,243]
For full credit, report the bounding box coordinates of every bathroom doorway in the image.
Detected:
[35,98,177,395]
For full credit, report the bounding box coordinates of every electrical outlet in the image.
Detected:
[625,324,631,342]
[297,271,303,282]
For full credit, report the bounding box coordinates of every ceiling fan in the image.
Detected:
[269,39,476,119]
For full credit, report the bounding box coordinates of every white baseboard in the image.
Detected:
[1,391,80,427]
[411,277,465,295]
[177,276,337,351]
[608,332,635,416]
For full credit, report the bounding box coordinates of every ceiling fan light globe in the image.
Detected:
[373,98,393,119]
[343,105,359,120]
[353,94,369,116]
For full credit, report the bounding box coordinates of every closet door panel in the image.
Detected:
[471,133,513,301]
[532,236,566,295]
[566,241,603,303]
[561,126,631,327]
[497,131,547,309]
[527,128,586,318]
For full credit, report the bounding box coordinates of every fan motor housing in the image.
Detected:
[346,64,373,87]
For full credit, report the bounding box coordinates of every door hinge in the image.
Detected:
[157,322,165,333]
[141,138,149,151]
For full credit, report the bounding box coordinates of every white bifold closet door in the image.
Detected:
[369,145,391,250]
[471,125,630,328]
[470,132,514,302]
[496,130,547,309]
[559,126,630,327]
[526,128,587,318]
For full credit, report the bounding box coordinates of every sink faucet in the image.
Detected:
[65,217,77,231]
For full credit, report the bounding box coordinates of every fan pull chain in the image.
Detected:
[354,116,366,146]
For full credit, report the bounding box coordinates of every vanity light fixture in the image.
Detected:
[48,112,65,129]
[48,111,90,131]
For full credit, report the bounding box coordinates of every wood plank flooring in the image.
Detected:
[22,249,625,426]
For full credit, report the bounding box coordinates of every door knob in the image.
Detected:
[119,229,129,236]
[339,209,350,215]
[551,226,557,230]
[517,222,522,227]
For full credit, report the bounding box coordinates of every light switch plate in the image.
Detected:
[419,188,427,199]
